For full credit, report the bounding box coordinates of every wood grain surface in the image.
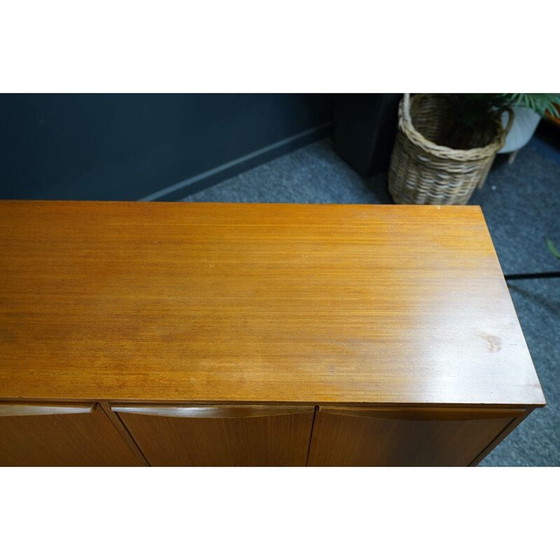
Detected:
[307,406,525,466]
[116,405,315,466]
[112,404,315,418]
[0,402,143,466]
[0,201,545,406]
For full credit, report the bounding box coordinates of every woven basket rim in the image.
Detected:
[399,94,509,162]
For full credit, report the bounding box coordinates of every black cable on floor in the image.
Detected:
[505,271,560,281]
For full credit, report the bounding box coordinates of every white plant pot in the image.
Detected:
[498,106,541,154]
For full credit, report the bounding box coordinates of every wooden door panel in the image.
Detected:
[0,402,143,466]
[114,405,315,466]
[307,407,525,466]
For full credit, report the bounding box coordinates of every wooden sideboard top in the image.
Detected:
[0,200,545,406]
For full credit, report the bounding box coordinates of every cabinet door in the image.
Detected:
[307,406,525,466]
[0,402,144,466]
[114,405,315,466]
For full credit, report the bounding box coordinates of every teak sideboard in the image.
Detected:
[0,201,545,466]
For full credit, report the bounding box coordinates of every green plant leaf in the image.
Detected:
[545,237,560,259]
[501,93,560,117]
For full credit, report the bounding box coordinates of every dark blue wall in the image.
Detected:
[0,94,332,201]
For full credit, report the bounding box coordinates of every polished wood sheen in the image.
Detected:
[115,405,315,466]
[307,406,526,466]
[0,403,94,417]
[0,402,144,466]
[112,405,315,418]
[0,201,545,407]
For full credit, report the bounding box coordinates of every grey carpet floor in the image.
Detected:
[183,138,560,466]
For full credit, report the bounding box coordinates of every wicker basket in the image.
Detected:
[388,94,512,205]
